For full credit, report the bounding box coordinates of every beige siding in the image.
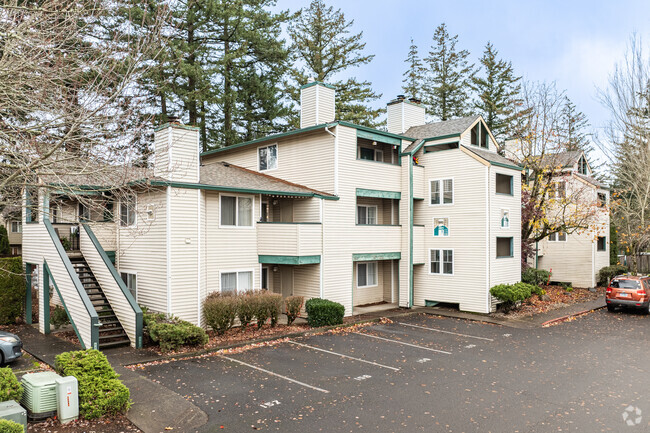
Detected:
[413,165,425,199]
[154,125,199,183]
[80,228,137,346]
[6,221,21,245]
[202,131,336,194]
[413,149,489,313]
[87,222,117,251]
[300,84,335,128]
[353,260,386,306]
[118,189,168,314]
[257,223,323,257]
[293,264,320,300]
[292,198,321,222]
[399,153,411,308]
[386,101,425,135]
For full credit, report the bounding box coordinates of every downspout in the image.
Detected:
[319,198,324,298]
[166,127,173,316]
[485,165,490,312]
[409,157,414,308]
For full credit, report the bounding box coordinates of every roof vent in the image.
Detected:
[167,115,180,124]
[408,97,421,105]
[396,94,406,101]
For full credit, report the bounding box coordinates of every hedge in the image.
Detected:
[203,292,238,335]
[598,264,629,287]
[0,257,25,325]
[490,282,538,312]
[521,268,551,287]
[0,367,23,402]
[0,419,23,433]
[305,298,345,327]
[55,350,131,419]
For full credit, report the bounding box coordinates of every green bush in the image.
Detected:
[285,296,304,325]
[0,226,9,256]
[0,257,26,325]
[0,367,23,402]
[0,419,23,433]
[305,298,345,327]
[252,292,272,329]
[54,350,130,419]
[50,305,70,329]
[490,283,535,312]
[148,320,208,352]
[203,292,238,335]
[521,268,551,287]
[267,293,283,327]
[237,290,257,329]
[598,264,629,287]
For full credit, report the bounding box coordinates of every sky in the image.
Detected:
[276,0,650,164]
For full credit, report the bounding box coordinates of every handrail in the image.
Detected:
[43,218,99,349]
[82,223,143,348]
[257,221,322,225]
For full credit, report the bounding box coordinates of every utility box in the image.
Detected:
[0,400,27,431]
[20,371,60,420]
[55,376,79,424]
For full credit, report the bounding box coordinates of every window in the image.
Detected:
[258,144,278,171]
[357,205,377,225]
[496,174,513,195]
[496,237,513,258]
[10,221,21,233]
[597,236,607,251]
[597,192,607,207]
[26,188,38,223]
[120,196,136,227]
[220,271,253,294]
[433,217,449,237]
[501,210,510,228]
[120,272,137,300]
[470,123,489,149]
[430,179,453,205]
[50,205,59,223]
[549,232,567,242]
[221,195,253,227]
[357,262,378,287]
[359,147,383,162]
[430,249,453,275]
[548,181,566,199]
[79,203,90,222]
[578,156,588,175]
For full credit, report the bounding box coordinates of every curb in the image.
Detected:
[540,305,606,327]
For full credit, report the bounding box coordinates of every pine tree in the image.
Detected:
[423,23,474,121]
[559,96,593,156]
[286,0,382,128]
[0,226,9,256]
[470,42,523,143]
[402,38,425,99]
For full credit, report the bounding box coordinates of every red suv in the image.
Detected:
[606,275,650,313]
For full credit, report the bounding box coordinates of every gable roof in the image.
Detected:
[539,150,584,168]
[402,115,481,153]
[461,145,522,170]
[574,172,608,190]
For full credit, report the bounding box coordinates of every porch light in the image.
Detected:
[272,265,279,272]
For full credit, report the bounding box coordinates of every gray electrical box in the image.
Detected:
[0,400,27,432]
[55,376,78,424]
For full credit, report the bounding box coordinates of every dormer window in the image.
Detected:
[258,144,278,171]
[578,156,588,175]
[470,122,489,149]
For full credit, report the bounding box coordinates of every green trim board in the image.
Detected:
[106,251,116,265]
[150,180,339,201]
[356,129,402,146]
[43,260,89,350]
[338,121,416,142]
[258,255,321,265]
[82,224,143,348]
[352,252,401,261]
[356,188,401,200]
[300,81,336,90]
[401,133,462,156]
[490,160,523,171]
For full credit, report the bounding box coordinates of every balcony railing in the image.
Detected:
[257,222,322,257]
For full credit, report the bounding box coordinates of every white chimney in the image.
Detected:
[300,81,336,128]
[154,119,200,183]
[387,96,426,134]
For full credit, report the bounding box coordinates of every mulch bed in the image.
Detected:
[492,285,605,319]
[27,414,141,433]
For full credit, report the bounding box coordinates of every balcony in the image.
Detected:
[352,224,402,253]
[413,225,425,264]
[257,222,322,259]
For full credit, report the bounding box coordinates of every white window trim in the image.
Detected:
[357,146,384,162]
[119,195,137,228]
[500,209,510,229]
[357,204,378,225]
[548,232,567,242]
[356,261,378,288]
[432,216,450,237]
[257,143,278,172]
[429,248,454,276]
[429,178,454,206]
[119,269,138,302]
[219,194,255,229]
[10,221,22,233]
[218,269,255,293]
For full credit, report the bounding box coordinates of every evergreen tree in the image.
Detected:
[402,38,425,99]
[286,0,382,128]
[0,226,9,256]
[559,96,593,156]
[423,23,474,121]
[470,42,523,143]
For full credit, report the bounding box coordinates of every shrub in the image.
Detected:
[0,257,26,325]
[252,292,272,328]
[50,305,70,329]
[598,264,629,287]
[267,293,283,327]
[305,298,345,327]
[54,350,130,419]
[148,320,208,352]
[237,290,257,329]
[203,292,238,335]
[521,268,551,287]
[0,226,9,255]
[0,419,23,433]
[0,367,23,402]
[490,283,534,312]
[285,296,304,325]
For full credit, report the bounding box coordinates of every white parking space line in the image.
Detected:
[219,355,330,394]
[289,341,401,371]
[352,332,452,354]
[397,322,494,341]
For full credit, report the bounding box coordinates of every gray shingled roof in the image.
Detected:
[200,162,335,197]
[539,150,583,168]
[39,157,155,189]
[461,145,522,169]
[574,172,608,189]
[402,115,480,153]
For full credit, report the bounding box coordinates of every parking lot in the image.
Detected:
[140,310,650,432]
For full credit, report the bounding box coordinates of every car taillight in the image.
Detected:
[606,288,612,293]
[637,289,646,296]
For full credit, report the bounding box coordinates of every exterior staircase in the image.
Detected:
[68,256,130,349]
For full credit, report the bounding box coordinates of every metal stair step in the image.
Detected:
[100,340,130,349]
[99,332,127,340]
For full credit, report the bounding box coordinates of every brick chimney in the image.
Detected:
[387,96,426,134]
[300,80,336,128]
